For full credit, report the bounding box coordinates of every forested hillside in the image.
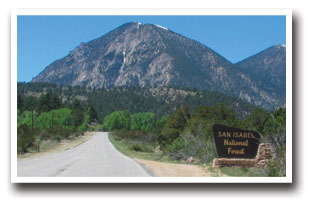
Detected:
[18,82,257,120]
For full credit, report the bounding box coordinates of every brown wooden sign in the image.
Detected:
[212,124,261,159]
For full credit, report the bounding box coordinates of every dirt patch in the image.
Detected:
[134,158,227,177]
[18,132,95,161]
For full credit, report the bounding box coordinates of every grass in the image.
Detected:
[217,166,268,177]
[108,133,164,161]
[18,132,94,160]
[108,133,194,164]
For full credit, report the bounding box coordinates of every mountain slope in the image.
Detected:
[32,22,285,110]
[18,82,257,119]
[235,44,286,101]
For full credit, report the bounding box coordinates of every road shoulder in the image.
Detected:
[17,132,95,161]
[134,158,227,177]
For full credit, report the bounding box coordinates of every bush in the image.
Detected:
[159,128,180,151]
[164,119,217,163]
[77,114,90,133]
[153,115,168,134]
[245,108,272,134]
[267,146,286,176]
[17,124,35,154]
[104,110,131,131]
[45,125,73,141]
[130,144,153,153]
[186,118,213,137]
[131,144,142,152]
[54,135,62,142]
[166,137,186,159]
[266,135,286,177]
[131,112,155,131]
[193,104,241,128]
[18,111,35,128]
[112,129,157,144]
[167,137,185,153]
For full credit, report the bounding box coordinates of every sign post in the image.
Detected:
[212,124,275,168]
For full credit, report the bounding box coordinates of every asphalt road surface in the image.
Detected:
[18,132,151,177]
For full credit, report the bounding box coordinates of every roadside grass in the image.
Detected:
[108,133,165,161]
[217,166,268,177]
[18,132,94,160]
[205,165,228,177]
[109,133,194,164]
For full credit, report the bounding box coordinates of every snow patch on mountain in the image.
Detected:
[137,22,142,29]
[155,24,168,30]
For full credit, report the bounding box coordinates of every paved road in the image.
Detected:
[18,132,150,177]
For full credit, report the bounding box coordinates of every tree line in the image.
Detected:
[17,92,97,154]
[18,82,257,121]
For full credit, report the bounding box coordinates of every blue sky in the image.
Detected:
[17,15,286,82]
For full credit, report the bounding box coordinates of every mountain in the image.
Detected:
[235,45,286,103]
[32,22,285,110]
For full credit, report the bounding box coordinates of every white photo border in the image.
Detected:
[11,8,292,183]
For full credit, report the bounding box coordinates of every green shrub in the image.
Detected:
[54,135,61,142]
[159,128,180,148]
[267,146,286,177]
[77,114,90,133]
[167,137,185,153]
[45,125,73,141]
[131,112,155,131]
[153,115,168,133]
[192,104,241,128]
[131,144,142,152]
[163,118,217,163]
[130,144,153,153]
[104,110,131,131]
[28,108,73,131]
[18,111,34,128]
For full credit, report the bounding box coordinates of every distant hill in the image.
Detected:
[18,82,258,120]
[31,22,286,110]
[235,44,286,104]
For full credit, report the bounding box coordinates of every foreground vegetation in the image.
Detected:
[105,105,286,177]
[17,82,286,176]
[17,91,96,154]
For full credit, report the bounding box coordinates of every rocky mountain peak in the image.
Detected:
[32,22,286,110]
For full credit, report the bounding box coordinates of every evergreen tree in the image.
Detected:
[88,105,98,122]
[38,92,61,113]
[17,93,24,112]
[17,124,35,154]
[160,107,190,148]
[71,99,84,129]
[246,108,272,134]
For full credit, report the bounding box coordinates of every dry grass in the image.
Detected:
[17,132,94,161]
